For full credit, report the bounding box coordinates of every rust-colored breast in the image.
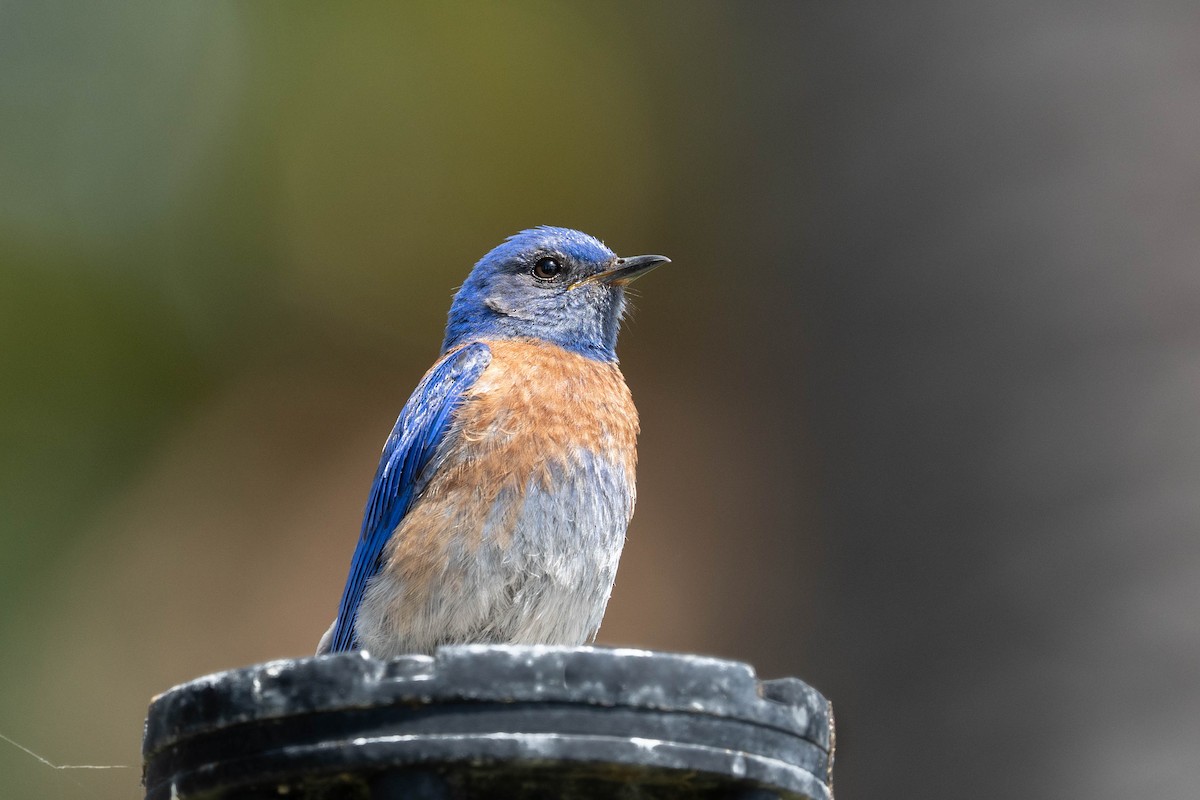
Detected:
[456,338,639,486]
[383,338,639,583]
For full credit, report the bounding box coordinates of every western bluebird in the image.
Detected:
[318,227,669,658]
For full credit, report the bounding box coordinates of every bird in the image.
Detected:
[318,226,669,658]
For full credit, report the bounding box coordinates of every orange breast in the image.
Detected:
[382,338,639,582]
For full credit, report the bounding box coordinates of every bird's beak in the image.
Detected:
[571,254,672,289]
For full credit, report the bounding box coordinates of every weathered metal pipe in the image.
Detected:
[143,645,833,799]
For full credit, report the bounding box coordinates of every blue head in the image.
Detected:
[442,227,669,362]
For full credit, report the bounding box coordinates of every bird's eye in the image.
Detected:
[532,257,563,281]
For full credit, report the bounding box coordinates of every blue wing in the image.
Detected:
[326,342,492,652]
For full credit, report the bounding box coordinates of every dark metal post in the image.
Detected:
[143,645,833,799]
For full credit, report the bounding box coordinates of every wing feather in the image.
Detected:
[326,342,492,652]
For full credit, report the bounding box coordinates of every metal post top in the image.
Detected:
[144,645,834,800]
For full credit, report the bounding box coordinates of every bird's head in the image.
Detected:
[442,226,669,361]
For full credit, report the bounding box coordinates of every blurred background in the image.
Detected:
[2,2,1198,798]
